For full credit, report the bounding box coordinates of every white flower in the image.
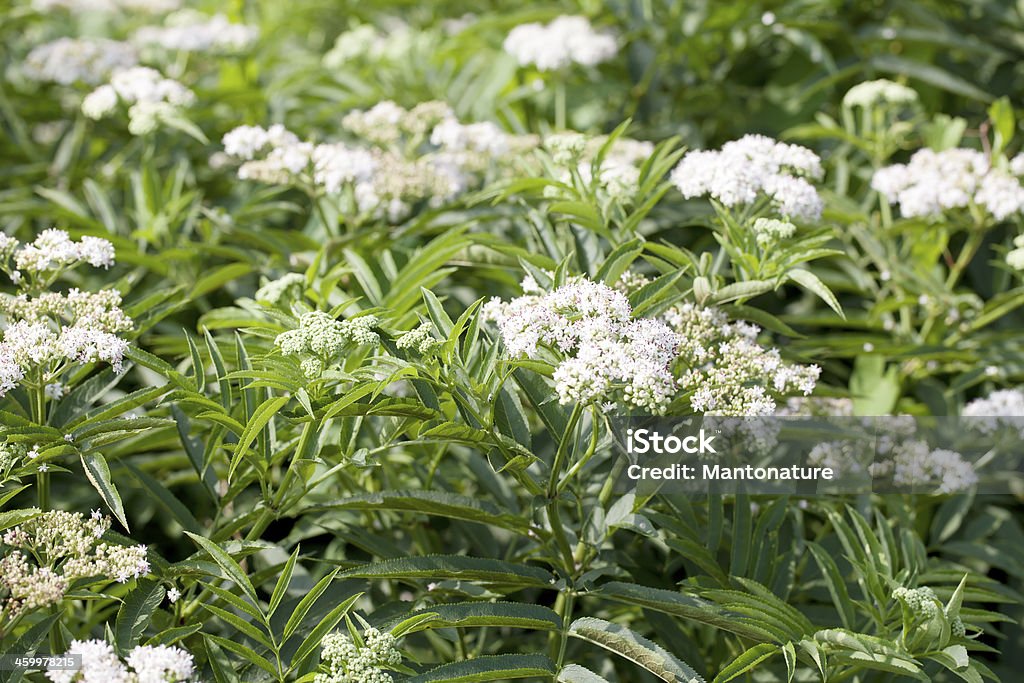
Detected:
[82,85,118,119]
[13,229,115,273]
[134,11,258,53]
[166,586,181,603]
[486,278,679,412]
[23,38,137,85]
[872,148,1024,221]
[125,644,194,682]
[670,134,824,221]
[503,15,617,71]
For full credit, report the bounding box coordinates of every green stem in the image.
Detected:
[555,80,566,130]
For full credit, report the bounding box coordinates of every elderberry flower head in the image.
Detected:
[503,16,618,71]
[893,586,940,619]
[134,10,259,53]
[276,312,380,378]
[316,626,402,683]
[664,303,819,416]
[872,148,1024,221]
[396,323,440,355]
[484,278,679,413]
[45,640,194,683]
[671,135,824,221]
[23,38,137,85]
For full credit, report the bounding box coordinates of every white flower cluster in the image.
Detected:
[484,278,680,413]
[670,134,825,221]
[2,229,115,275]
[316,627,402,683]
[869,440,978,493]
[0,231,130,396]
[503,16,618,71]
[872,148,1024,220]
[962,387,1024,436]
[323,22,417,69]
[134,10,259,53]
[842,79,918,109]
[543,132,655,202]
[1,510,149,618]
[221,103,535,221]
[33,0,180,13]
[664,303,819,416]
[82,67,195,135]
[276,312,380,378]
[23,38,138,85]
[46,640,193,683]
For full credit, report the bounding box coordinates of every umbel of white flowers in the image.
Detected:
[220,101,537,222]
[0,230,130,397]
[276,311,380,378]
[22,38,138,85]
[503,15,618,71]
[133,10,259,53]
[46,640,193,683]
[483,277,681,413]
[872,148,1024,220]
[670,134,825,222]
[1,510,149,618]
[82,66,195,135]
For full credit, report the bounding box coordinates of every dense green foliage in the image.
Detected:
[2,1,1024,681]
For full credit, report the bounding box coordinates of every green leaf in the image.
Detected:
[124,463,202,535]
[184,532,260,607]
[229,395,289,480]
[268,546,299,618]
[340,556,555,589]
[408,654,555,683]
[81,452,129,531]
[786,268,844,317]
[568,617,703,683]
[712,643,778,683]
[282,568,341,641]
[313,490,535,535]
[115,580,165,650]
[290,593,361,668]
[388,602,561,634]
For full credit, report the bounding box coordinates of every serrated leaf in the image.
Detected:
[115,580,165,650]
[81,452,129,531]
[569,618,703,683]
[340,556,555,589]
[408,654,555,683]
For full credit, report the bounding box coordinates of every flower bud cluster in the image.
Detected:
[664,303,819,416]
[483,277,680,413]
[842,79,918,109]
[1,510,149,619]
[396,323,440,356]
[503,16,618,71]
[316,627,402,683]
[893,586,940,618]
[670,135,824,222]
[276,312,380,378]
[46,639,193,683]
